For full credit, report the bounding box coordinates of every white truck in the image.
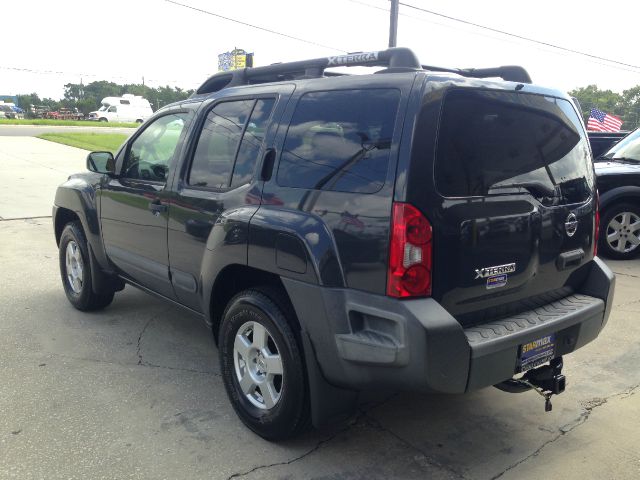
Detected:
[88,94,153,123]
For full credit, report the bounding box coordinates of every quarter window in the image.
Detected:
[277,89,400,193]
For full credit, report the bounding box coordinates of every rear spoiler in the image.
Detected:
[422,64,532,84]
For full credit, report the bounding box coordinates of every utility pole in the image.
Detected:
[389,0,399,47]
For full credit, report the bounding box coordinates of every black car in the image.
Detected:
[595,127,640,259]
[53,48,614,440]
[588,130,628,159]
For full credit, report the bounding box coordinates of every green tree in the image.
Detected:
[16,93,41,111]
[621,86,640,129]
[569,85,625,124]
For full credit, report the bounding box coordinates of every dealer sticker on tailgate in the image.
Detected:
[519,334,555,372]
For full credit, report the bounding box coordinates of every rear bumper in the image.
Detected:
[283,257,615,394]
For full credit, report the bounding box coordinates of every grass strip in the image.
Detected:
[0,119,138,128]
[37,132,129,154]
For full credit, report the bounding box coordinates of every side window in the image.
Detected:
[188,100,254,189]
[231,98,276,188]
[108,106,117,113]
[122,113,188,182]
[277,89,400,193]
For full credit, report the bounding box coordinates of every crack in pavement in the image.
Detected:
[225,395,399,480]
[42,350,217,376]
[226,423,353,480]
[361,412,469,480]
[136,315,156,366]
[134,313,220,376]
[612,271,640,279]
[489,382,640,480]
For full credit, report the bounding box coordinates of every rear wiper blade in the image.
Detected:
[489,181,557,197]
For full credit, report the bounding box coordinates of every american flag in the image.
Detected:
[587,108,623,132]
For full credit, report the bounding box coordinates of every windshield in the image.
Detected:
[604,128,640,161]
[98,104,109,112]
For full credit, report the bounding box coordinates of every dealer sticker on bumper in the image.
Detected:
[519,334,555,372]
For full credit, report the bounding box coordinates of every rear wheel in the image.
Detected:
[59,222,115,310]
[219,289,309,440]
[600,203,640,260]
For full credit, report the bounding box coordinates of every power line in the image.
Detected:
[163,0,347,53]
[398,1,640,72]
[347,0,640,75]
[0,65,187,86]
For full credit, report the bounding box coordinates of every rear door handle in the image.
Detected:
[148,200,168,215]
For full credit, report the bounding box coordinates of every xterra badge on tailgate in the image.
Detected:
[474,263,516,279]
[475,263,516,290]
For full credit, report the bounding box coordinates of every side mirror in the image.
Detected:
[86,151,116,175]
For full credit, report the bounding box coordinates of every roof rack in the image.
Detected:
[195,47,531,95]
[196,47,421,94]
[421,64,532,84]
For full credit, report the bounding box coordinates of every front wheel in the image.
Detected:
[599,203,640,260]
[219,289,309,440]
[59,222,115,310]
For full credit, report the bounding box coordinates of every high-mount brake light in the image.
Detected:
[387,203,433,298]
[594,191,600,257]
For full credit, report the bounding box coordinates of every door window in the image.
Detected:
[122,113,188,182]
[108,106,117,113]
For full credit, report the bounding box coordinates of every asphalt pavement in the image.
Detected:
[0,136,639,479]
[0,124,135,137]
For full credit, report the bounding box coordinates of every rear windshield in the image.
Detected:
[435,89,594,206]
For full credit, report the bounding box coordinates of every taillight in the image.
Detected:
[387,203,433,298]
[594,191,600,257]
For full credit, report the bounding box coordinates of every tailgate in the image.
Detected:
[428,89,597,325]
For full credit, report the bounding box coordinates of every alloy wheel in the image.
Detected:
[606,211,640,254]
[233,321,284,410]
[65,240,84,294]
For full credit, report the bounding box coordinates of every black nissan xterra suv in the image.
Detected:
[53,48,615,440]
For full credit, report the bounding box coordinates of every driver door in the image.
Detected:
[100,111,190,299]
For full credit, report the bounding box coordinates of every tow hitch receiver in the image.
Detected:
[495,357,566,412]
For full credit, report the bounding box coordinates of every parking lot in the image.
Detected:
[1,133,639,480]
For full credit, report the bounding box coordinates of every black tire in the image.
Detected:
[219,288,310,440]
[599,203,640,260]
[99,117,107,122]
[135,119,143,124]
[59,221,115,311]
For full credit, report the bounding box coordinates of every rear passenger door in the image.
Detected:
[167,87,293,311]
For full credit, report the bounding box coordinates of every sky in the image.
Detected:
[2,0,639,100]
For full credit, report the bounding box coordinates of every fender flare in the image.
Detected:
[599,186,640,211]
[53,175,111,272]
